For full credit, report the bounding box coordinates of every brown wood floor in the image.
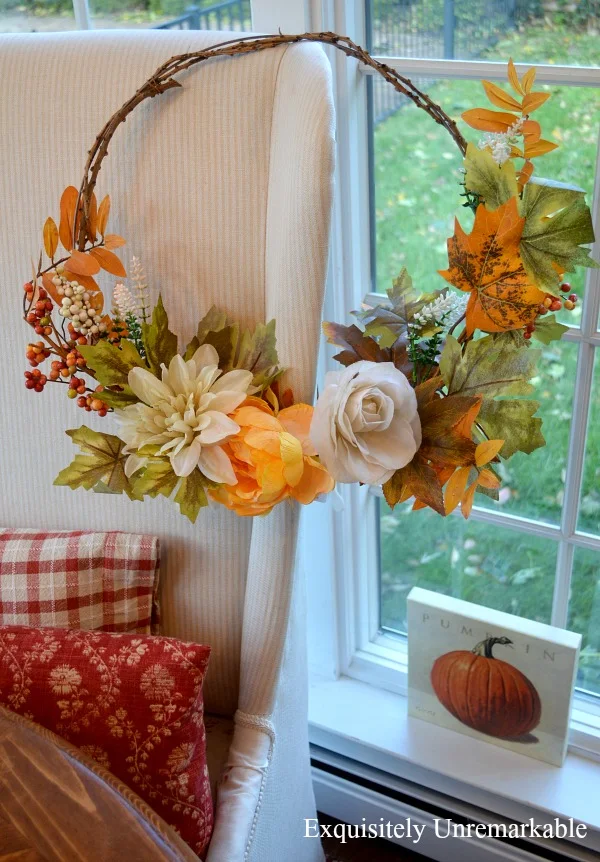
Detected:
[320,816,426,861]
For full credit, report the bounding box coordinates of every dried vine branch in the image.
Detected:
[74,31,467,249]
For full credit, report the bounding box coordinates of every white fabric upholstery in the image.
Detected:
[0,29,333,862]
[205,714,234,799]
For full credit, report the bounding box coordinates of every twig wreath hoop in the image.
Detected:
[21,32,597,521]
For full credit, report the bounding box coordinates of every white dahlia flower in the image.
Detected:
[116,344,252,483]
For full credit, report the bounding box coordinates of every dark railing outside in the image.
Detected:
[156,1,251,33]
[366,0,534,125]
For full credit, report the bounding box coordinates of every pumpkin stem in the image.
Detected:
[472,636,513,658]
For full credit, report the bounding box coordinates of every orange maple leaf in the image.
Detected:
[439,198,547,336]
[382,382,482,516]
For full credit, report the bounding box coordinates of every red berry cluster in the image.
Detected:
[67,376,88,400]
[530,282,579,338]
[26,341,51,367]
[76,385,108,417]
[24,285,53,336]
[24,368,47,392]
[560,281,579,311]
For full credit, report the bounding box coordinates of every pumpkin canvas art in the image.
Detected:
[407,588,581,766]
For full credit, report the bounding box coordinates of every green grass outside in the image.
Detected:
[375,23,600,693]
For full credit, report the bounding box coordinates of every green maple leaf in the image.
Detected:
[174,470,210,523]
[235,320,281,390]
[463,143,518,211]
[519,178,598,294]
[440,333,545,458]
[79,339,145,407]
[184,307,231,361]
[54,426,139,499]
[196,306,229,344]
[531,313,568,345]
[187,305,282,392]
[441,333,539,399]
[475,400,544,458]
[357,268,442,346]
[203,325,239,369]
[130,459,179,500]
[142,294,178,375]
[387,267,438,318]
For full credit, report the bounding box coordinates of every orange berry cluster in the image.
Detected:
[24,284,53,336]
[48,347,86,381]
[24,368,47,392]
[76,384,108,417]
[26,341,51,367]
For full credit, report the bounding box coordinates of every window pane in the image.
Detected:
[371,78,599,322]
[579,349,600,535]
[568,546,600,697]
[88,0,251,30]
[366,0,600,66]
[0,1,75,32]
[380,504,557,632]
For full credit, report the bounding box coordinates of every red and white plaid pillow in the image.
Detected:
[0,529,160,633]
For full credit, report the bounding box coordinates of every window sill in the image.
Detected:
[308,674,600,845]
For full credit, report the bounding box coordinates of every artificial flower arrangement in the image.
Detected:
[19,35,597,522]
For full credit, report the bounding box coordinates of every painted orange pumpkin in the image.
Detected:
[430,636,541,739]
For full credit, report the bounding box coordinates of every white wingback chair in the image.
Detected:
[0,30,334,862]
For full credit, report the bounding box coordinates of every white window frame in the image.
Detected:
[72,0,92,29]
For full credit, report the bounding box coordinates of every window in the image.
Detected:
[363,1,600,715]
[291,0,600,758]
[316,0,600,736]
[0,0,251,34]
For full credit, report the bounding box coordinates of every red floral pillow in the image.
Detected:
[0,626,212,857]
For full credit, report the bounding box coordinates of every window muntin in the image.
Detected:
[569,545,600,697]
[579,352,600,536]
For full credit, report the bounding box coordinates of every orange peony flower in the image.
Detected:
[210,397,334,516]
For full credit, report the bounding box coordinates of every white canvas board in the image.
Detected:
[407,587,581,767]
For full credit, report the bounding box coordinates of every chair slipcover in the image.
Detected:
[0,29,334,862]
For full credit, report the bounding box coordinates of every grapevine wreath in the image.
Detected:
[21,33,597,522]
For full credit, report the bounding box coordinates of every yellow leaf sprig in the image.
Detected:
[461,59,558,188]
[444,440,503,518]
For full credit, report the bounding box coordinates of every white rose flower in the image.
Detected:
[310,361,421,485]
[116,344,252,484]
